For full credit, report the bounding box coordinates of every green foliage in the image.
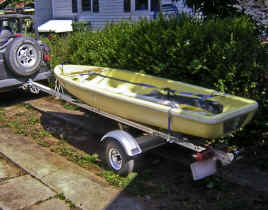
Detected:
[51,145,100,168]
[7,118,51,139]
[185,0,241,17]
[38,141,51,147]
[48,15,268,145]
[65,15,267,98]
[72,21,91,32]
[41,34,72,69]
[61,101,80,111]
[2,0,33,8]
[55,193,76,208]
[99,170,137,187]
[0,109,4,121]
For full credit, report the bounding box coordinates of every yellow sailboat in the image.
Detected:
[54,64,258,139]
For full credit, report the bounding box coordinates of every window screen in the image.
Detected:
[151,0,160,12]
[93,0,99,12]
[82,0,91,11]
[136,0,148,10]
[72,0,78,13]
[124,0,131,12]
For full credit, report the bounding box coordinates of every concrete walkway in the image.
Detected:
[0,175,56,210]
[0,128,150,210]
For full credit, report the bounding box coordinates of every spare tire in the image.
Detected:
[5,36,42,77]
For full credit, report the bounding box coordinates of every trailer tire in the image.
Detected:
[105,140,134,176]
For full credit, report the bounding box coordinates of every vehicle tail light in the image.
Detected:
[43,53,51,62]
[14,33,22,37]
[195,149,215,161]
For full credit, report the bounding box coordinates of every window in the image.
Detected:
[72,0,78,13]
[93,0,99,12]
[82,0,99,12]
[82,0,91,11]
[124,0,131,12]
[124,0,160,12]
[136,0,148,10]
[151,0,160,12]
[1,18,19,33]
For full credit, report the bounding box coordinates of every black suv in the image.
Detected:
[0,14,51,92]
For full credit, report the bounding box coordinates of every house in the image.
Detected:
[35,0,191,31]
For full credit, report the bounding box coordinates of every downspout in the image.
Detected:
[130,0,135,21]
[77,0,82,19]
[52,0,55,19]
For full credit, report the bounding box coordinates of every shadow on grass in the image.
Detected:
[2,87,268,209]
[0,88,47,107]
[38,109,268,210]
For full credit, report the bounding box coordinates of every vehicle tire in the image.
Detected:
[105,140,134,176]
[5,36,42,77]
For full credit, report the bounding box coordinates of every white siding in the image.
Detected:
[78,0,154,29]
[38,0,156,29]
[35,0,53,26]
[53,0,74,18]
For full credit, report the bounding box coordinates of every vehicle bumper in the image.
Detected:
[0,71,52,91]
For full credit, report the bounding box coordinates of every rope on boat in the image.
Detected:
[82,70,224,102]
[54,79,64,98]
[85,71,155,88]
[167,102,179,142]
[55,63,67,97]
[64,65,225,114]
[80,69,225,114]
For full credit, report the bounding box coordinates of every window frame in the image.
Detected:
[72,0,78,13]
[127,0,160,13]
[135,0,149,11]
[124,0,131,12]
[81,0,99,13]
[151,0,160,12]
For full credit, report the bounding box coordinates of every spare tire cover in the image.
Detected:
[4,36,42,77]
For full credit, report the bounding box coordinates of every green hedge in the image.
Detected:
[72,21,91,32]
[47,15,268,144]
[67,16,267,100]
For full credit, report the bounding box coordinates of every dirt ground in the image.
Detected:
[1,89,268,210]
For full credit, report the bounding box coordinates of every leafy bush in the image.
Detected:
[67,15,267,97]
[72,21,91,32]
[185,0,241,18]
[41,33,72,68]
[47,15,268,144]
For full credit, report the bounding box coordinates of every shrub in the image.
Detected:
[48,15,268,144]
[41,33,73,68]
[185,0,241,18]
[67,15,267,99]
[72,21,91,32]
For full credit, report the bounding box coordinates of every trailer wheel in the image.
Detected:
[105,140,134,176]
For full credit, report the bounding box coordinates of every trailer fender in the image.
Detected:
[100,130,142,157]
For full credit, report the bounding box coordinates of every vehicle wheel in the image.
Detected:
[5,36,42,77]
[105,140,134,176]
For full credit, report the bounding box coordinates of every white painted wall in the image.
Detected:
[36,0,191,29]
[51,0,154,29]
[52,0,74,18]
[35,0,53,26]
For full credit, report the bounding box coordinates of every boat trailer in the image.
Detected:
[23,80,236,180]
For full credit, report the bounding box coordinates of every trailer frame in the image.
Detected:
[23,79,236,180]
